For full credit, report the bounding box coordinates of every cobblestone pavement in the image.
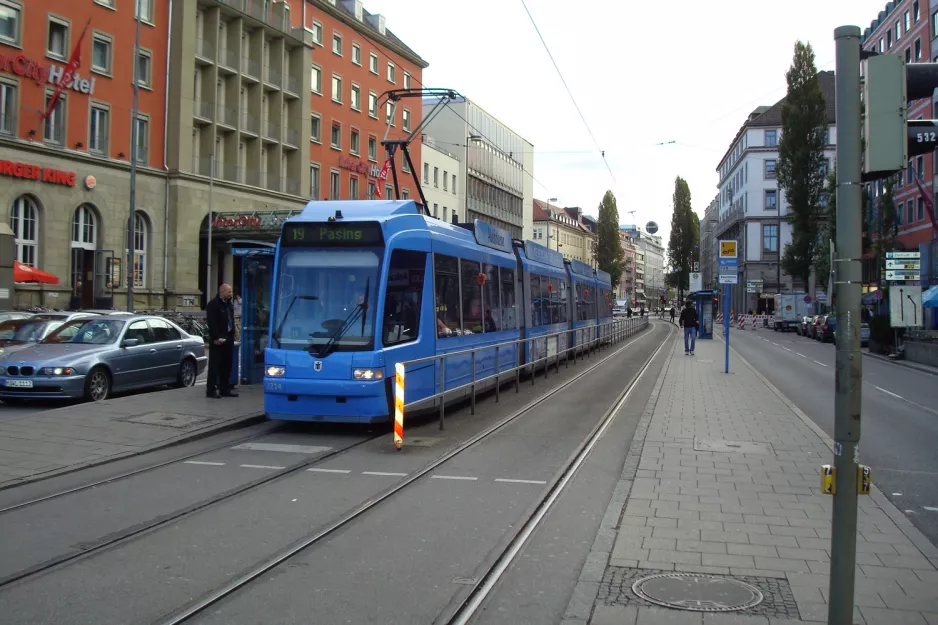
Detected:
[563,327,938,625]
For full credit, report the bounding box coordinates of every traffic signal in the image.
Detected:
[862,54,938,180]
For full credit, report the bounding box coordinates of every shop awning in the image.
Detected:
[13,261,60,285]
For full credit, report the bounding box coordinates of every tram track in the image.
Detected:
[149,320,666,625]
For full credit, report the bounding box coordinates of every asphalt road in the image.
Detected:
[0,322,672,625]
[726,326,938,547]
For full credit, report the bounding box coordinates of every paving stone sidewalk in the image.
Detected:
[0,385,265,488]
[564,330,938,625]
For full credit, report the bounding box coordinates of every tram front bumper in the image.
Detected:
[263,377,390,424]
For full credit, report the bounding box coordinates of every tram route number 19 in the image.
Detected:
[916,131,937,143]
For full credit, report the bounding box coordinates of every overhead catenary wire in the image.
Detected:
[518,0,617,185]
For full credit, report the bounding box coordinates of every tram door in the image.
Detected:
[238,249,274,384]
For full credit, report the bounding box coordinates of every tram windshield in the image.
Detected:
[272,248,381,352]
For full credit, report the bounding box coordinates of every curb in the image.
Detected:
[716,334,938,563]
[560,334,676,625]
[861,350,938,376]
[0,412,267,492]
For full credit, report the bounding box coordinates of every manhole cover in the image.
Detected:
[631,573,764,612]
[121,412,213,429]
[693,437,772,455]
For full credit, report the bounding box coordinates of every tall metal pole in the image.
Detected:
[829,25,863,625]
[127,0,142,312]
[206,153,215,304]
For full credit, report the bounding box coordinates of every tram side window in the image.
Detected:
[576,282,587,321]
[548,277,561,324]
[383,250,426,347]
[435,255,461,338]
[500,267,516,330]
[482,263,500,332]
[461,259,483,333]
[559,279,568,323]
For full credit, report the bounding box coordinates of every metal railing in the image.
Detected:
[397,316,649,433]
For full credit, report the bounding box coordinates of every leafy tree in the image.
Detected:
[777,41,829,288]
[666,176,698,300]
[871,175,899,291]
[814,169,837,291]
[596,190,625,288]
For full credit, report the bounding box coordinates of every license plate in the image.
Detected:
[4,379,33,388]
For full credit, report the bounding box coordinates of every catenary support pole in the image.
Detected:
[127,0,142,312]
[829,25,863,625]
[724,284,730,373]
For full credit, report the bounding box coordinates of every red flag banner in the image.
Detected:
[373,158,392,198]
[41,18,91,121]
[912,175,938,240]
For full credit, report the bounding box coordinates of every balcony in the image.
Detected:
[244,168,260,187]
[264,67,281,89]
[241,113,260,135]
[218,48,239,74]
[210,0,306,45]
[284,128,299,147]
[263,121,281,142]
[192,155,217,177]
[216,105,237,128]
[193,99,213,121]
[286,178,301,196]
[195,38,215,64]
[283,75,299,96]
[266,176,283,193]
[0,113,14,135]
[242,58,260,81]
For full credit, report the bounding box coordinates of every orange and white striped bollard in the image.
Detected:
[394,363,405,450]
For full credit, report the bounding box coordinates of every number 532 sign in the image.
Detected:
[908,121,938,157]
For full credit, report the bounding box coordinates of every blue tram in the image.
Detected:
[263,199,616,423]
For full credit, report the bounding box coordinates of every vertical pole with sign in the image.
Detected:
[718,239,738,373]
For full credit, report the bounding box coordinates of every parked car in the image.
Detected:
[0,312,99,358]
[0,314,207,402]
[0,312,33,324]
[818,315,836,343]
[796,316,812,336]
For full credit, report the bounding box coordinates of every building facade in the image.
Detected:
[699,194,720,290]
[420,97,532,239]
[620,225,663,308]
[531,199,596,265]
[863,1,937,252]
[618,229,636,301]
[713,72,837,314]
[2,0,426,309]
[419,134,459,223]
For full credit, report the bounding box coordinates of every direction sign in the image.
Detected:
[719,273,738,285]
[719,240,738,259]
[719,257,738,268]
[886,269,920,281]
[885,259,921,270]
[886,251,921,259]
[889,285,923,328]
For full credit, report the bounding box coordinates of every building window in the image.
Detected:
[367,181,376,200]
[402,108,411,132]
[914,0,920,22]
[350,128,360,155]
[765,129,777,147]
[330,123,341,149]
[919,197,925,221]
[310,21,322,45]
[351,43,361,65]
[765,189,778,210]
[905,10,911,30]
[385,184,393,199]
[136,0,154,22]
[423,163,429,183]
[368,92,378,118]
[403,72,411,90]
[888,29,893,49]
[71,205,97,249]
[0,2,21,45]
[443,170,448,191]
[48,17,69,60]
[135,116,149,164]
[906,47,912,63]
[92,33,112,74]
[433,203,438,218]
[387,62,396,83]
[823,128,830,145]
[0,81,16,135]
[9,195,38,267]
[402,189,409,199]
[350,84,361,111]
[764,159,776,179]
[933,11,938,37]
[43,93,65,144]
[369,52,378,74]
[136,50,152,88]
[310,164,321,199]
[762,224,778,253]
[915,38,922,61]
[311,65,322,94]
[332,32,342,55]
[310,113,322,142]
[386,101,394,125]
[908,200,914,223]
[917,155,925,178]
[349,176,359,200]
[133,213,147,288]
[331,75,342,103]
[368,136,377,161]
[402,158,410,174]
[89,105,109,153]
[433,167,439,187]
[452,174,456,195]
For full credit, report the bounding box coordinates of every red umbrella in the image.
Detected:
[13,261,60,285]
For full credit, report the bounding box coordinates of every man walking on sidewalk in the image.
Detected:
[669,306,676,324]
[206,283,239,399]
[679,300,698,355]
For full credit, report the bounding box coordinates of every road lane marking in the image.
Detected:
[432,475,478,481]
[308,468,351,474]
[795,353,807,358]
[362,471,407,477]
[924,506,938,512]
[772,342,780,346]
[495,478,548,485]
[812,360,829,367]
[232,443,333,454]
[783,347,792,352]
[240,464,285,470]
[874,386,903,399]
[184,460,225,466]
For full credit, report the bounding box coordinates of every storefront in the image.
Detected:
[200,209,300,384]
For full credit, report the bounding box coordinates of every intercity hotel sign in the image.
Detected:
[0,53,97,95]
[338,156,382,178]
[1,160,77,187]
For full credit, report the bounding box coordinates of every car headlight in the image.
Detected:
[266,365,286,377]
[353,368,384,380]
[39,367,76,376]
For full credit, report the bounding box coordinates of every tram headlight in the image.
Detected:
[353,368,384,381]
[266,365,286,377]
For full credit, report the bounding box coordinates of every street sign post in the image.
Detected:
[888,285,923,328]
[718,240,737,375]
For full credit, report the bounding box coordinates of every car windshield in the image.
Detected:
[272,248,381,352]
[0,319,57,342]
[43,319,126,345]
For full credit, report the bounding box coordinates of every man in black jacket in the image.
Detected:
[679,300,698,355]
[206,283,238,398]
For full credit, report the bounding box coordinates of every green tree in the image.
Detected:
[777,41,829,288]
[871,175,899,291]
[596,190,625,288]
[666,176,698,301]
[814,169,837,291]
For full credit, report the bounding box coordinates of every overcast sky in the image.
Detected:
[366,0,891,246]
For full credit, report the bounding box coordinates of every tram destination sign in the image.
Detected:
[281,221,384,247]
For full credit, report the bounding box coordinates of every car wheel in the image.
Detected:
[85,367,111,402]
[177,358,197,388]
